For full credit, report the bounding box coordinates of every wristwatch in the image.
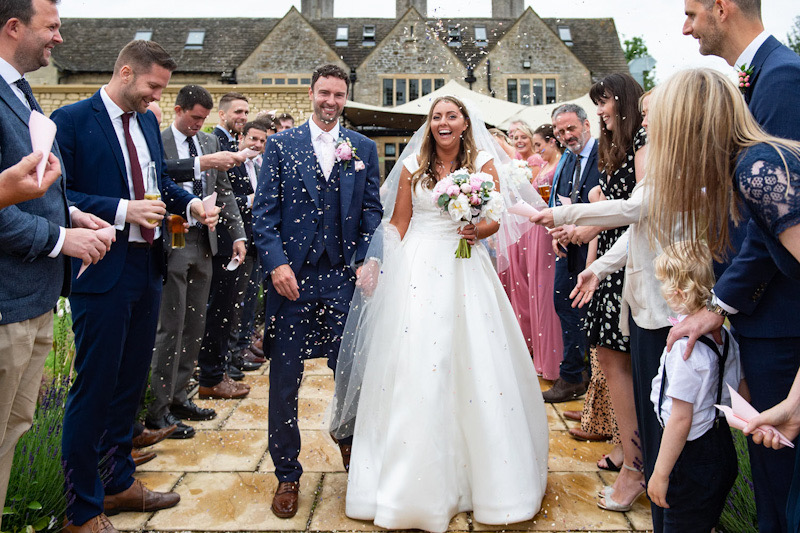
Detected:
[705,294,730,317]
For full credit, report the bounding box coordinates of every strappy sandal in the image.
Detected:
[596,464,645,512]
[597,453,622,472]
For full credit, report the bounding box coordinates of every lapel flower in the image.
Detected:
[737,63,754,95]
[335,136,362,171]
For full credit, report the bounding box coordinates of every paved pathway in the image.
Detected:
[116,359,653,532]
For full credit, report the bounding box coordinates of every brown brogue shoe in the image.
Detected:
[271,481,299,518]
[198,374,250,399]
[242,348,267,364]
[568,427,609,442]
[248,340,265,358]
[132,424,177,448]
[563,410,583,422]
[63,514,118,533]
[131,449,156,467]
[103,479,180,516]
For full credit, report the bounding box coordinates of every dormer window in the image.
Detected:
[185,30,205,50]
[362,25,376,47]
[336,25,349,47]
[558,25,573,46]
[448,25,461,48]
[134,30,152,41]
[474,25,487,47]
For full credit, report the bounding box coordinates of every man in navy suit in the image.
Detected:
[543,103,601,403]
[253,63,382,519]
[677,1,800,531]
[53,40,219,533]
[0,0,113,525]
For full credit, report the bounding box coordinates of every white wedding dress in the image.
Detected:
[345,152,549,533]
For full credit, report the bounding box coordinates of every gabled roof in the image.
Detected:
[54,15,627,80]
[54,18,278,75]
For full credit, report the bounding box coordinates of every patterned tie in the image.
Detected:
[319,132,335,179]
[570,154,583,204]
[187,137,203,197]
[121,112,154,244]
[15,78,42,113]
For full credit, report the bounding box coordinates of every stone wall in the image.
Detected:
[31,85,313,127]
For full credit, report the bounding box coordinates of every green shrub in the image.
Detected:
[719,429,759,533]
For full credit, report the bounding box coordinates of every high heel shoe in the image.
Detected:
[597,464,644,512]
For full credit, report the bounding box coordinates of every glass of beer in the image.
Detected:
[538,184,551,204]
[144,162,161,225]
[169,215,186,249]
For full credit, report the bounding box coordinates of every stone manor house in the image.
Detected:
[30,0,629,176]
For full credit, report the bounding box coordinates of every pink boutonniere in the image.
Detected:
[737,64,754,95]
[335,137,362,171]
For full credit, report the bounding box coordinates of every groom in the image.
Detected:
[252,63,382,519]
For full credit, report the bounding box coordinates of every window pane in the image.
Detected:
[475,26,487,41]
[409,79,419,101]
[383,79,393,106]
[399,143,408,153]
[185,30,205,48]
[384,160,395,179]
[422,79,431,96]
[385,143,396,157]
[520,79,531,106]
[507,79,518,103]
[395,78,407,106]
[134,30,152,41]
[336,25,349,41]
[532,79,543,106]
[262,78,272,85]
[546,78,557,104]
[275,78,286,85]
[301,78,311,84]
[434,78,444,90]
[558,26,572,41]
[288,78,298,85]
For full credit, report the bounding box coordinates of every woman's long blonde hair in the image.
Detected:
[411,96,479,189]
[646,68,800,262]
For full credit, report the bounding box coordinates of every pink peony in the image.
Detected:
[335,143,353,161]
[446,184,461,197]
[469,194,481,205]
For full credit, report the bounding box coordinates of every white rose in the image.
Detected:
[482,192,506,222]
[448,194,471,222]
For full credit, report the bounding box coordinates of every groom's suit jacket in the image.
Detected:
[161,128,245,256]
[253,121,383,320]
[0,75,70,325]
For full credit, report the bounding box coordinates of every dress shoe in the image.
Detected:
[271,481,299,518]
[249,338,265,358]
[568,427,609,442]
[563,410,583,422]
[145,413,195,439]
[226,363,245,381]
[242,347,267,364]
[132,449,156,467]
[542,378,587,403]
[170,399,217,421]
[103,479,180,516]
[132,424,176,448]
[63,514,118,533]
[198,374,250,399]
[232,352,262,372]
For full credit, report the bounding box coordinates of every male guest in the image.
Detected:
[0,0,113,524]
[145,84,246,439]
[675,1,800,531]
[275,112,295,132]
[253,63,382,519]
[195,92,252,397]
[542,103,601,403]
[53,40,218,532]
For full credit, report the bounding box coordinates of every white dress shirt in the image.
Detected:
[170,124,205,195]
[734,31,770,69]
[309,119,340,181]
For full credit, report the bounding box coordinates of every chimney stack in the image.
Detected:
[491,0,524,19]
[301,0,334,20]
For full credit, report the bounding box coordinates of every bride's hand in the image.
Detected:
[458,223,478,245]
[356,259,380,297]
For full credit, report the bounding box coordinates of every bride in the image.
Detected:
[330,96,548,533]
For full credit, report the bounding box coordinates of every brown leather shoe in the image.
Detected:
[242,347,267,364]
[63,514,118,533]
[132,449,156,467]
[198,374,250,399]
[103,479,180,516]
[249,339,265,358]
[132,424,177,448]
[271,481,299,518]
[568,427,609,442]
[563,410,583,422]
[542,378,587,403]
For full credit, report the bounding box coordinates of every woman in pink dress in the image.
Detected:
[499,122,563,379]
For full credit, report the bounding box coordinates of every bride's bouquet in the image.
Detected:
[432,169,505,258]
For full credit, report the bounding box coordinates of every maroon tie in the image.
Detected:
[121,112,154,244]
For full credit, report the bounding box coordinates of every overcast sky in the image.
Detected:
[58,0,799,82]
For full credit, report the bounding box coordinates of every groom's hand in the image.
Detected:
[271,264,299,301]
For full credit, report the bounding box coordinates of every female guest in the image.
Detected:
[500,122,563,379]
[331,96,548,533]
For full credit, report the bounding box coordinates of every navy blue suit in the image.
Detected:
[712,36,800,533]
[53,90,195,524]
[552,141,602,384]
[253,122,382,481]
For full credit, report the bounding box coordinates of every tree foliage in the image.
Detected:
[788,16,800,56]
[624,36,656,90]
